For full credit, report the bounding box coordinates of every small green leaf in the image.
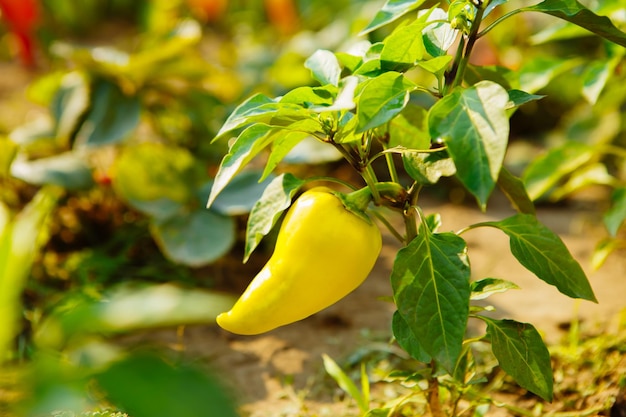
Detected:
[357,72,415,133]
[74,80,140,148]
[322,354,368,413]
[482,318,553,402]
[151,209,235,267]
[497,167,536,215]
[261,131,310,181]
[429,81,510,208]
[521,0,626,48]
[604,188,626,237]
[417,55,453,74]
[391,310,431,363]
[11,152,94,190]
[280,85,336,108]
[244,173,306,262]
[470,278,520,300]
[506,90,545,109]
[381,20,426,71]
[207,124,276,207]
[305,49,342,86]
[581,58,619,104]
[422,8,458,57]
[0,137,18,176]
[480,214,597,302]
[551,163,616,200]
[522,141,595,201]
[360,0,434,35]
[402,150,456,185]
[391,223,470,372]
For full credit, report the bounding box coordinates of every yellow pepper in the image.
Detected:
[216,187,382,335]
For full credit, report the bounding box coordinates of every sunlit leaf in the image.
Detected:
[151,209,235,267]
[280,85,336,108]
[11,152,94,190]
[506,90,545,109]
[207,124,276,207]
[388,105,430,149]
[522,141,595,201]
[36,284,237,345]
[322,354,368,413]
[0,138,19,176]
[422,8,458,57]
[482,318,553,401]
[305,49,342,86]
[604,188,626,237]
[470,278,520,300]
[402,150,456,185]
[551,163,616,200]
[581,58,618,104]
[391,223,470,372]
[261,131,310,181]
[357,72,415,133]
[51,72,90,144]
[381,20,426,71]
[429,81,509,208]
[479,214,597,302]
[521,0,626,47]
[360,0,435,35]
[244,173,306,262]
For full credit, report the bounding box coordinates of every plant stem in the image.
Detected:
[363,164,382,203]
[382,142,401,184]
[477,8,524,39]
[428,366,445,417]
[448,3,486,91]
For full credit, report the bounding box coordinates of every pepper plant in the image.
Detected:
[207,0,626,413]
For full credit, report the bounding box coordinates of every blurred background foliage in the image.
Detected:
[0,0,625,416]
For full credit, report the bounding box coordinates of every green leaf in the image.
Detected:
[151,209,235,267]
[96,353,238,417]
[207,124,276,207]
[381,20,426,71]
[322,354,368,413]
[0,187,59,364]
[402,150,456,185]
[305,49,342,86]
[113,142,201,204]
[581,58,619,104]
[417,55,453,74]
[11,152,94,190]
[482,318,553,402]
[51,72,90,144]
[388,104,430,149]
[360,0,434,35]
[480,214,597,302]
[0,137,18,176]
[261,130,310,181]
[604,188,626,237]
[551,163,616,200]
[515,57,580,93]
[391,310,431,363]
[280,85,336,108]
[506,90,545,110]
[428,81,510,208]
[470,278,520,300]
[209,171,276,216]
[521,0,626,48]
[422,8,458,57]
[74,80,140,148]
[522,141,595,201]
[244,173,306,262]
[37,284,237,345]
[214,94,312,140]
[357,72,415,133]
[391,223,470,372]
[497,167,536,215]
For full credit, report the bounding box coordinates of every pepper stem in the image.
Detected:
[336,182,408,224]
